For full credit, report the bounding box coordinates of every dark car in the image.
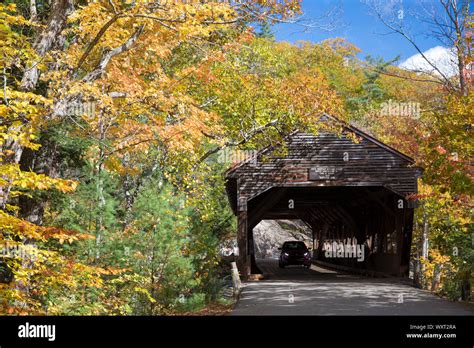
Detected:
[278,241,312,268]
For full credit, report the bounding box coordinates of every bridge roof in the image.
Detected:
[225,114,422,215]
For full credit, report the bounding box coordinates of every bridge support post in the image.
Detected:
[400,208,414,276]
[237,211,250,280]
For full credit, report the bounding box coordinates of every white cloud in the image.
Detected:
[399,46,458,77]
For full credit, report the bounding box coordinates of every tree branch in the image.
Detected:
[367,1,458,91]
[198,119,279,163]
[82,24,145,82]
[75,14,123,74]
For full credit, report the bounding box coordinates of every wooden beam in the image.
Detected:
[248,187,288,229]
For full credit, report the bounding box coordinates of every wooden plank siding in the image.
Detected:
[227,132,420,210]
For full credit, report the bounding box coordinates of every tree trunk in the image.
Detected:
[29,0,38,22]
[94,114,106,261]
[414,210,429,288]
[1,0,74,211]
[18,138,60,224]
[421,211,429,286]
[431,263,442,291]
[21,0,74,91]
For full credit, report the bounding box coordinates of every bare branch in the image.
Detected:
[239,2,342,32]
[366,64,448,86]
[75,14,122,73]
[83,24,145,82]
[108,91,128,98]
[108,0,118,14]
[75,10,188,75]
[366,0,471,94]
[377,13,455,89]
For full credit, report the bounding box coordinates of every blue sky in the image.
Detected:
[271,0,444,63]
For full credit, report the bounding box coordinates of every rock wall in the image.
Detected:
[253,219,312,259]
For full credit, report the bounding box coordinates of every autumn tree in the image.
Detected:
[359,0,473,297]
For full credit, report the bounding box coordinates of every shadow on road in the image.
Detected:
[231,259,474,316]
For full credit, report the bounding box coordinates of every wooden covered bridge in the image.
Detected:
[225,116,422,279]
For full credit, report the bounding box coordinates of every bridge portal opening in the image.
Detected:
[245,186,413,276]
[252,219,313,260]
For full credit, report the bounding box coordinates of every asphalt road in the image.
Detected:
[231,259,474,315]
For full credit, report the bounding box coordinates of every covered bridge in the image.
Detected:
[225,116,422,279]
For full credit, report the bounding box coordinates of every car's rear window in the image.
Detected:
[282,242,307,250]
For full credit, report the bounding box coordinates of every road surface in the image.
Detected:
[231,259,474,315]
